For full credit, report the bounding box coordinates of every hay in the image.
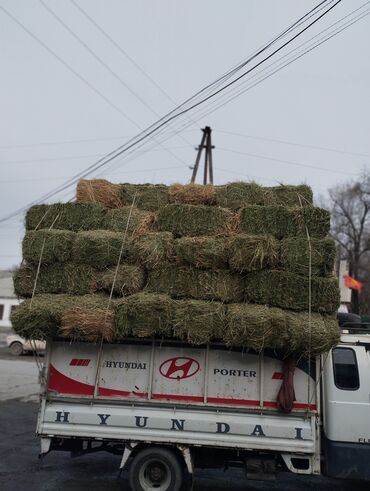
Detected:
[147,265,244,303]
[25,203,106,231]
[169,183,217,205]
[14,263,97,297]
[280,237,336,277]
[244,270,340,313]
[129,232,174,269]
[22,229,75,264]
[73,230,130,269]
[98,265,145,296]
[239,205,330,239]
[60,308,114,342]
[76,179,122,208]
[103,207,154,234]
[225,303,339,355]
[175,237,228,269]
[120,183,169,211]
[173,300,226,344]
[115,293,174,338]
[156,204,234,237]
[215,182,313,209]
[229,235,279,272]
[10,294,111,340]
[216,182,265,209]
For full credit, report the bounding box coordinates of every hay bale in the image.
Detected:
[268,184,313,207]
[76,179,122,208]
[147,265,244,303]
[169,183,217,205]
[129,232,174,269]
[10,294,110,340]
[120,183,169,211]
[115,293,174,338]
[173,300,226,344]
[25,203,106,231]
[14,263,97,297]
[244,270,340,313]
[225,303,287,351]
[229,235,279,272]
[73,230,130,269]
[280,237,336,277]
[216,182,265,209]
[22,229,75,264]
[156,204,234,237]
[103,207,154,234]
[239,205,330,239]
[175,237,228,269]
[98,265,145,296]
[225,303,339,355]
[60,308,114,342]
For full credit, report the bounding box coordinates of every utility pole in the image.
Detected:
[190,126,214,185]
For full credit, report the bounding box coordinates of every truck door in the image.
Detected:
[322,344,370,480]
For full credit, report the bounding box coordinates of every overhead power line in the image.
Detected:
[216,130,370,159]
[0,0,351,222]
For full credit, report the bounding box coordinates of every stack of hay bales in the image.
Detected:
[11,179,340,357]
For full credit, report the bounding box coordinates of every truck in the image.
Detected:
[36,330,370,490]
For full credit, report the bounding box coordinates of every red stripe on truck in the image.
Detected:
[70,359,91,367]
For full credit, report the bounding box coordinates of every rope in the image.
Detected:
[93,193,137,398]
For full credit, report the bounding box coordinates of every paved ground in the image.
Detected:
[0,347,368,490]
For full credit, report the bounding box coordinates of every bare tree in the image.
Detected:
[327,171,370,314]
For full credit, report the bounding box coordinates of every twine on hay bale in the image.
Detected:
[76,179,122,208]
[60,308,114,342]
[169,183,217,205]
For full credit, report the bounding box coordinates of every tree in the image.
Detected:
[326,171,370,314]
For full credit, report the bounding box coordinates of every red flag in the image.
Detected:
[344,274,363,292]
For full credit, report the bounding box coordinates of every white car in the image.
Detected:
[6,334,46,356]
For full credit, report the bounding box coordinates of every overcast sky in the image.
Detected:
[0,0,369,269]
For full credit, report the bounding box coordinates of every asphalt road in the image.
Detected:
[0,347,368,490]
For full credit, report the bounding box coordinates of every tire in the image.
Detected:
[129,447,183,491]
[10,341,23,356]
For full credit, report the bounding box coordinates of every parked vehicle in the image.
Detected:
[6,334,45,356]
[36,331,370,490]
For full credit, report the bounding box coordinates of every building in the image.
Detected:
[0,271,20,334]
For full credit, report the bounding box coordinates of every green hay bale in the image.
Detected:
[280,237,336,276]
[216,182,265,209]
[73,230,130,269]
[244,270,340,314]
[173,300,226,344]
[22,229,75,264]
[25,203,106,231]
[120,183,169,211]
[147,265,244,303]
[225,303,339,355]
[268,184,313,207]
[10,294,111,340]
[229,235,280,272]
[225,304,287,351]
[98,265,145,296]
[156,204,234,237]
[114,293,174,338]
[285,311,340,356]
[239,205,330,239]
[129,232,174,269]
[103,207,154,233]
[14,263,97,298]
[175,237,228,269]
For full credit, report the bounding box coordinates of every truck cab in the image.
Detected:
[322,332,370,480]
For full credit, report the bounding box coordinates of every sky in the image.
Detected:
[0,0,369,269]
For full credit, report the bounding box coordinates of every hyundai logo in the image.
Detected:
[159,357,200,380]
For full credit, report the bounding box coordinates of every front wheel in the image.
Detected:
[129,447,183,491]
[10,341,23,356]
